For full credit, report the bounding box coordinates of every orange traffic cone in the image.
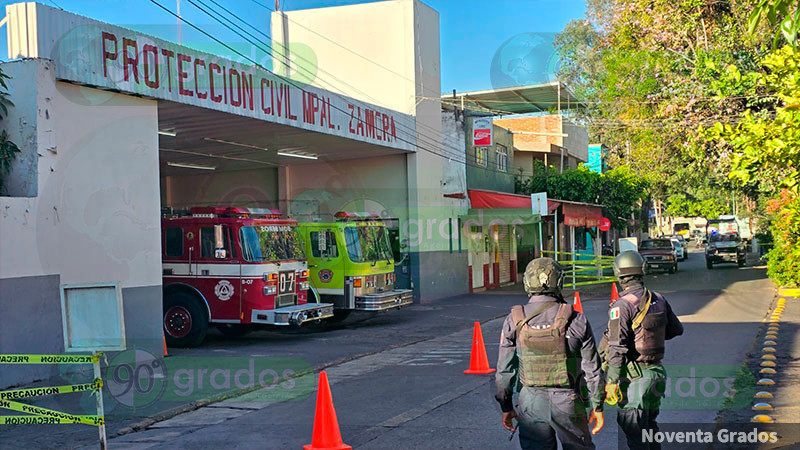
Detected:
[610,283,620,304]
[163,334,169,357]
[304,371,351,450]
[464,322,496,374]
[573,292,584,313]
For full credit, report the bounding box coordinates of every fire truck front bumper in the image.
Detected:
[355,289,414,312]
[251,303,334,326]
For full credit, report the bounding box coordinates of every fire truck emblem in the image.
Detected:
[318,269,333,283]
[214,280,234,301]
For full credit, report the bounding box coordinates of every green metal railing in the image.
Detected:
[542,250,617,288]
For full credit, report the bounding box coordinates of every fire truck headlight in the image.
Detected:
[299,281,310,291]
[263,285,277,296]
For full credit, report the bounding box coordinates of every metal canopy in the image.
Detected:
[442,81,583,116]
[158,101,411,176]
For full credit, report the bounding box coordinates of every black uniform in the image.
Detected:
[605,283,683,450]
[496,295,605,450]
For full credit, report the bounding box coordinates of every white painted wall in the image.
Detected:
[272,0,469,299]
[0,59,161,290]
[283,154,409,222]
[162,168,280,210]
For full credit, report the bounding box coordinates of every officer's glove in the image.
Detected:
[588,409,604,435]
[501,410,517,432]
[605,383,621,406]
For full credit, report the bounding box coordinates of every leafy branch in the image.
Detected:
[0,68,19,195]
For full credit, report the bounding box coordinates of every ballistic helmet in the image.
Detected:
[613,250,646,279]
[523,257,565,295]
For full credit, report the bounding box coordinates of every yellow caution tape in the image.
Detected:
[0,354,99,364]
[0,399,103,426]
[0,415,103,425]
[0,380,100,401]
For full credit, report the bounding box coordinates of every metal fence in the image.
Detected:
[542,250,617,288]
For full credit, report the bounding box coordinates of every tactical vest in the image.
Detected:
[622,290,668,363]
[511,302,573,388]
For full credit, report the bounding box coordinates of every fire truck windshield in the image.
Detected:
[240,225,306,262]
[344,225,393,263]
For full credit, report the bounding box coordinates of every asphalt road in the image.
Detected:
[2,247,775,449]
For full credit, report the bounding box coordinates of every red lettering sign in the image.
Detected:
[194,58,207,99]
[102,32,117,78]
[142,44,159,89]
[122,38,138,83]
[177,54,193,97]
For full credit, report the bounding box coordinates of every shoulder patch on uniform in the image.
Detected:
[609,307,620,320]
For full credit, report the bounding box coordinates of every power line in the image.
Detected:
[188,0,460,162]
[149,0,521,177]
[171,0,518,174]
[198,0,472,165]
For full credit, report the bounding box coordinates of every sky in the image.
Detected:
[0,0,587,93]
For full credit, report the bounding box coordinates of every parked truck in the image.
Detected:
[161,206,334,347]
[298,212,413,321]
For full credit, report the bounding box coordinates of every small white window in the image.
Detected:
[496,144,508,172]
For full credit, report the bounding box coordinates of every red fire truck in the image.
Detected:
[161,206,334,347]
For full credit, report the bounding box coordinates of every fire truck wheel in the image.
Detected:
[164,293,209,347]
[217,324,252,337]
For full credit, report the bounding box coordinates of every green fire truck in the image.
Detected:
[298,212,413,321]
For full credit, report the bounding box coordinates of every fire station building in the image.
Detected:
[0,1,479,387]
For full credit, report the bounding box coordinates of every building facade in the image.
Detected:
[0,0,470,388]
[465,117,515,193]
[494,115,589,176]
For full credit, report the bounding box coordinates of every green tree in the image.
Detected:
[554,0,768,221]
[515,164,647,230]
[0,68,19,194]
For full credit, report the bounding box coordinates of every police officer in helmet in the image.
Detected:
[495,257,606,450]
[601,251,683,450]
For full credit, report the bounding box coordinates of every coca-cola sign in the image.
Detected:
[473,117,493,146]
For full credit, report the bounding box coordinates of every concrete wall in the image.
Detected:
[282,154,409,222]
[563,120,588,163]
[273,0,469,301]
[162,168,280,210]
[0,60,162,388]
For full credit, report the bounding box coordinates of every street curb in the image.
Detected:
[111,313,509,439]
[777,287,800,297]
[715,291,779,422]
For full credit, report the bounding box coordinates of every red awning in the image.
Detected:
[467,189,531,209]
[467,189,603,227]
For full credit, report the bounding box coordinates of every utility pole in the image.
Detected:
[177,0,181,45]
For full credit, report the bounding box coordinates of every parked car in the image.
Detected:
[669,237,685,261]
[669,235,688,260]
[639,239,678,274]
